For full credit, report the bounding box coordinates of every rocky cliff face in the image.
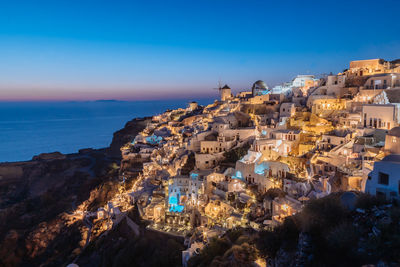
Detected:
[75,212,184,267]
[108,117,151,158]
[0,117,148,266]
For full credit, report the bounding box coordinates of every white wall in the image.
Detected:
[365,159,400,200]
[362,104,399,130]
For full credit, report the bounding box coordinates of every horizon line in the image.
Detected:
[0,95,217,103]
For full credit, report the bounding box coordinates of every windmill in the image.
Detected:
[212,80,232,101]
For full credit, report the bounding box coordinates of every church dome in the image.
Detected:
[252,80,269,90]
[252,80,270,96]
[388,127,400,137]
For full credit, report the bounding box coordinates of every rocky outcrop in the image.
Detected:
[294,232,313,267]
[108,117,151,158]
[76,215,184,267]
[32,152,66,161]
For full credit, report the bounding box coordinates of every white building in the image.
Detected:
[272,75,316,95]
[365,154,400,201]
[195,152,224,170]
[311,74,346,97]
[280,102,296,118]
[317,131,352,151]
[234,151,288,192]
[385,127,400,155]
[168,176,189,212]
[204,172,226,194]
[271,196,302,226]
[362,104,400,130]
[199,135,236,154]
[292,75,315,88]
[188,172,206,205]
[251,129,300,158]
[364,73,400,89]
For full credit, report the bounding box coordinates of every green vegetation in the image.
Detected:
[222,143,251,163]
[181,153,195,176]
[188,228,257,267]
[258,187,286,202]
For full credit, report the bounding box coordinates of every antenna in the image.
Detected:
[315,73,329,79]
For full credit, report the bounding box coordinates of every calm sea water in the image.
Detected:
[0,99,213,162]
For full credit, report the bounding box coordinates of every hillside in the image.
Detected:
[0,117,150,266]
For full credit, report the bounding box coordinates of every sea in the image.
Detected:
[0,98,213,162]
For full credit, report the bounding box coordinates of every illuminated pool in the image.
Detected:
[232,170,244,180]
[255,162,270,175]
[146,135,162,145]
[168,196,184,213]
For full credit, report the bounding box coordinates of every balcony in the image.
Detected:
[364,85,388,90]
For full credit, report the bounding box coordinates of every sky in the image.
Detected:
[0,0,399,101]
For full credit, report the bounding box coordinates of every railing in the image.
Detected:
[364,85,388,89]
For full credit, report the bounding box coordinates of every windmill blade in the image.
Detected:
[218,79,222,89]
[212,80,223,91]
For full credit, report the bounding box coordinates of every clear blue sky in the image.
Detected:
[0,0,399,100]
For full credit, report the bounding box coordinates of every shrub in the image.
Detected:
[324,222,360,265]
[188,237,231,267]
[221,242,257,265]
[355,193,387,210]
[222,143,250,163]
[298,194,349,233]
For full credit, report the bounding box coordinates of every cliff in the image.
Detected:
[108,117,151,158]
[75,208,184,267]
[0,117,149,266]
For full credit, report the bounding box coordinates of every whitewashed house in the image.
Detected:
[365,154,400,201]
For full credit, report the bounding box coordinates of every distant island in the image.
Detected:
[94,99,125,102]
